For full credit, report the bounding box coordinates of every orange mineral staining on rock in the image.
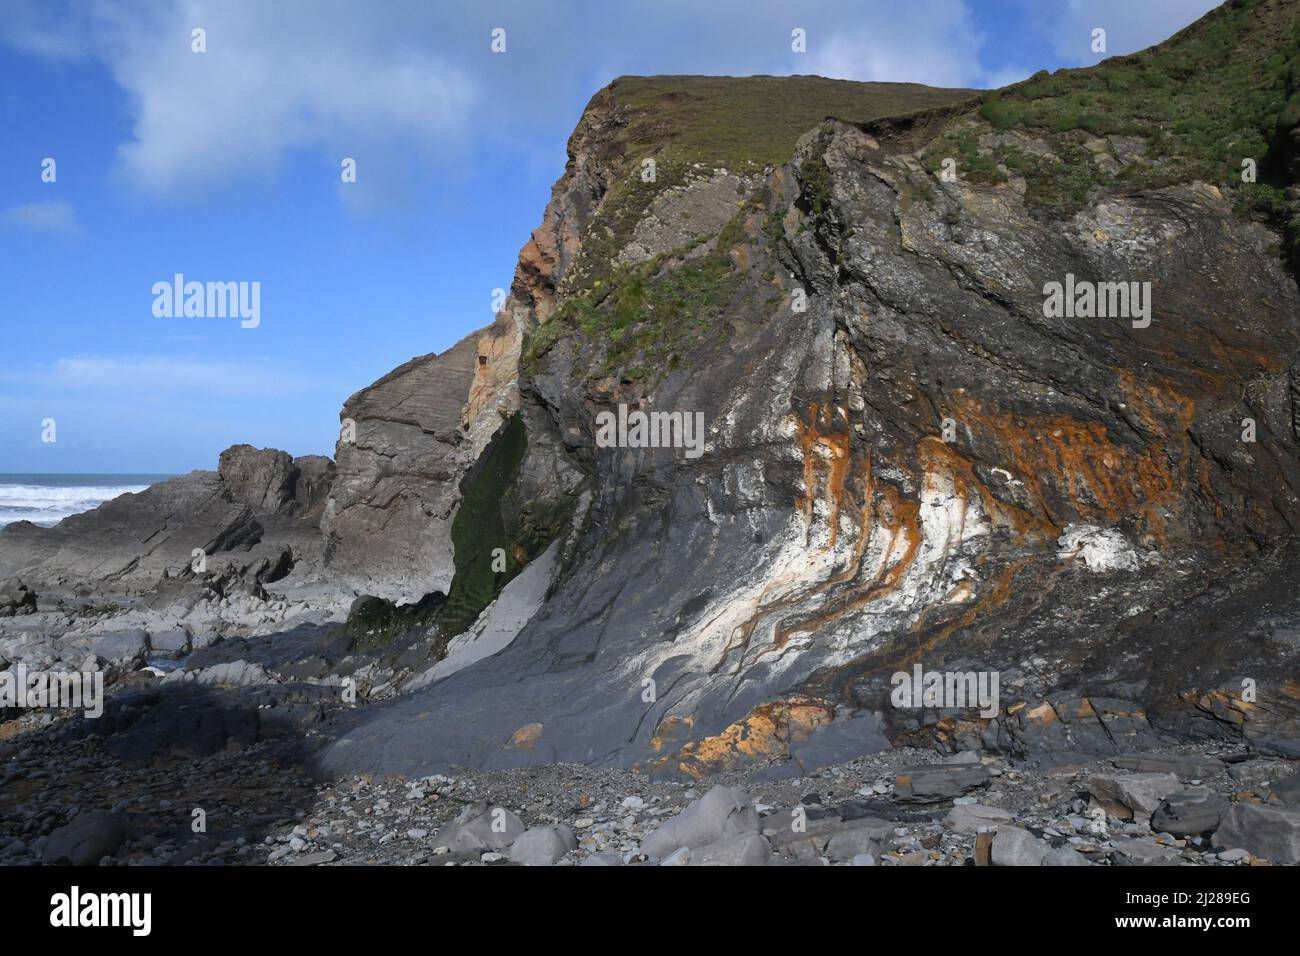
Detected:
[651,698,835,779]
[504,722,544,750]
[794,402,852,548]
[937,390,1189,542]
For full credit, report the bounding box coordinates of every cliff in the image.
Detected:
[320,0,1300,778]
[5,0,1300,787]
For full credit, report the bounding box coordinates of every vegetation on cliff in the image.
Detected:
[922,0,1300,232]
[529,77,974,382]
[441,414,576,638]
[569,76,974,290]
[523,213,752,382]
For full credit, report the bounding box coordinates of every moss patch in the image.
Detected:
[439,414,576,639]
[345,593,445,652]
[441,414,530,636]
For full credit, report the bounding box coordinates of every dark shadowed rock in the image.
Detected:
[42,810,126,866]
[1111,753,1225,779]
[0,578,37,616]
[1151,789,1229,836]
[894,765,990,803]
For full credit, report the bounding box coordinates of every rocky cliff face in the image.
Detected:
[319,2,1300,779]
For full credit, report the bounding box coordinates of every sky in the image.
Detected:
[0,0,1220,473]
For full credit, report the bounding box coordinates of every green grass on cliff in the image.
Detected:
[566,76,975,292]
[524,213,752,382]
[923,0,1300,223]
[537,75,974,379]
[610,75,975,173]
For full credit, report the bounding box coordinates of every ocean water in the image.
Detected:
[0,474,174,528]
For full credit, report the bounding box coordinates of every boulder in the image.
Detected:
[579,851,623,866]
[641,785,759,858]
[686,832,772,866]
[1253,738,1300,761]
[508,825,577,866]
[433,801,525,853]
[1267,773,1300,806]
[1213,802,1300,865]
[193,660,272,687]
[90,629,149,665]
[944,803,1015,834]
[1043,846,1094,866]
[991,826,1047,866]
[149,628,191,655]
[1111,840,1183,866]
[1110,753,1225,779]
[1087,772,1181,821]
[894,765,990,803]
[0,578,37,616]
[1228,760,1294,791]
[218,444,298,514]
[824,822,886,862]
[768,815,891,863]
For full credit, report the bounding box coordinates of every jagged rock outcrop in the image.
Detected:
[0,445,337,645]
[219,445,333,518]
[321,338,480,602]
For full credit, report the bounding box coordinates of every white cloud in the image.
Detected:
[4,355,319,398]
[4,0,479,198]
[2,200,84,236]
[799,0,989,88]
[1039,0,1220,63]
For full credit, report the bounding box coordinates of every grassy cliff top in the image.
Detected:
[606,74,976,172]
[921,0,1300,222]
[564,75,975,293]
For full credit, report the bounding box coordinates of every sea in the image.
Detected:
[0,474,174,529]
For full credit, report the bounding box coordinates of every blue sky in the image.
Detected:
[0,0,1218,473]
